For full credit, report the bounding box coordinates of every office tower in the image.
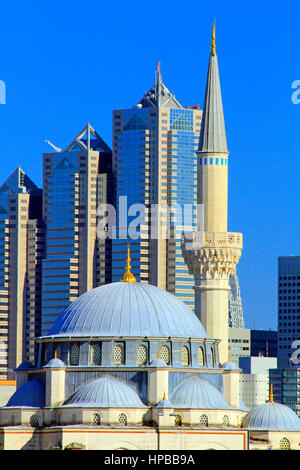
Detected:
[270,367,300,416]
[277,256,300,368]
[41,124,113,335]
[112,64,202,309]
[228,327,251,365]
[182,24,243,363]
[0,167,43,378]
[251,329,278,358]
[229,273,244,328]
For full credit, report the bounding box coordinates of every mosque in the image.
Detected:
[1,25,300,451]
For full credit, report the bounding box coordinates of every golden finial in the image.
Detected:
[211,19,216,56]
[157,61,161,73]
[121,244,136,282]
[269,384,274,403]
[54,350,57,359]
[163,391,166,400]
[157,351,160,359]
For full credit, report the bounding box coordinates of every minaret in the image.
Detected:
[182,23,243,364]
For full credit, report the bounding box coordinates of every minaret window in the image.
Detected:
[114,344,125,365]
[160,345,170,365]
[198,347,204,366]
[181,346,189,366]
[137,345,147,366]
[70,343,80,365]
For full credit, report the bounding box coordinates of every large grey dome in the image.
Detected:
[45,282,208,339]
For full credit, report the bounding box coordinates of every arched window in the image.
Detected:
[279,438,290,450]
[71,414,77,424]
[211,347,215,367]
[114,344,125,365]
[90,343,101,365]
[137,345,147,366]
[175,414,182,427]
[118,413,127,425]
[200,414,208,426]
[30,414,39,428]
[181,346,189,366]
[198,346,204,366]
[160,345,170,365]
[223,415,229,427]
[70,343,80,365]
[92,413,101,425]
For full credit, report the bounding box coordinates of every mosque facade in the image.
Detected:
[0,25,300,451]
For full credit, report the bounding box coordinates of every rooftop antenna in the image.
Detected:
[45,140,62,153]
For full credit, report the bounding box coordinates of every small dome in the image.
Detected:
[171,376,232,410]
[149,358,167,367]
[15,360,34,370]
[45,282,208,340]
[222,361,241,371]
[242,401,300,431]
[4,379,45,408]
[44,358,65,368]
[62,376,146,408]
[156,398,174,409]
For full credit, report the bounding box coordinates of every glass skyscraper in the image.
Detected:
[112,66,201,309]
[41,124,113,335]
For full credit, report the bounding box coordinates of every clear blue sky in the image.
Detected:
[1,0,299,331]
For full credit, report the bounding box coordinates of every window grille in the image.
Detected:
[279,438,290,450]
[137,345,147,366]
[92,413,101,425]
[181,346,189,366]
[30,414,39,427]
[200,414,208,426]
[160,345,170,365]
[70,343,80,365]
[223,415,229,426]
[90,343,101,365]
[114,344,125,365]
[118,413,127,425]
[71,414,77,424]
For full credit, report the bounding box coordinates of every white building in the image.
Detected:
[239,357,278,409]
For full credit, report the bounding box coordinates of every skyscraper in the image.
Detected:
[112,64,202,309]
[0,167,43,378]
[182,23,243,363]
[41,124,113,335]
[277,256,300,368]
[229,273,244,328]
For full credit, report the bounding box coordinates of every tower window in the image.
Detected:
[279,438,290,450]
[209,158,213,165]
[92,413,101,425]
[90,343,101,365]
[118,413,127,425]
[200,414,208,426]
[70,343,80,365]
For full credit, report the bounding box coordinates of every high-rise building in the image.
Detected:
[251,329,278,358]
[228,327,251,365]
[277,256,300,369]
[270,367,300,417]
[41,124,113,335]
[112,64,202,309]
[229,273,244,328]
[0,167,44,378]
[182,24,243,363]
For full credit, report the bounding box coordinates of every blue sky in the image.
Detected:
[0,0,299,331]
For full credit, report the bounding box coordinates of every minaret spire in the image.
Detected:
[198,20,228,154]
[211,19,216,56]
